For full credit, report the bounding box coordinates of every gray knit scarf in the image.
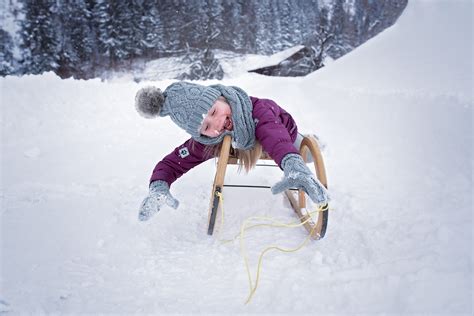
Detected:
[193,84,256,150]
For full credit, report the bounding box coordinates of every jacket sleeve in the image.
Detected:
[150,138,214,186]
[252,98,300,168]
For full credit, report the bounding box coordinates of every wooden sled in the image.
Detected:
[207,134,329,240]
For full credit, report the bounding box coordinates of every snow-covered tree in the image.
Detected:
[20,0,60,74]
[0,29,16,75]
[54,1,95,78]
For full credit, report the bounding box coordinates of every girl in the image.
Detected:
[135,81,330,221]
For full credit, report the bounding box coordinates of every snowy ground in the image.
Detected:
[1,1,472,315]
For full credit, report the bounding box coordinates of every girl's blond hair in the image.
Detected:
[204,140,263,173]
[234,141,263,173]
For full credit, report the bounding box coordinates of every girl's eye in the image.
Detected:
[211,109,216,116]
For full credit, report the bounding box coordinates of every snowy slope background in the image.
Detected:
[1,1,472,315]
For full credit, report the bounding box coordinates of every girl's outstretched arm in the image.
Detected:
[150,138,214,186]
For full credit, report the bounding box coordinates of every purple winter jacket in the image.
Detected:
[150,96,299,186]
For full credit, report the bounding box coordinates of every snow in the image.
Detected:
[1,1,472,315]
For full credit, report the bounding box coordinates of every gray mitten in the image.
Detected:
[271,153,330,207]
[138,180,180,221]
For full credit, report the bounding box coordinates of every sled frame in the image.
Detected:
[207,134,329,240]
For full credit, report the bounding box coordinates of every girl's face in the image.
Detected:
[199,97,233,138]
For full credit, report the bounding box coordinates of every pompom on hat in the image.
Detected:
[135,81,256,150]
[134,86,166,119]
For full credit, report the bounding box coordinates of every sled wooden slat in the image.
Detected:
[207,135,232,235]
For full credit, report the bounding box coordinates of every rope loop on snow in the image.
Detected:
[216,190,331,304]
[240,204,328,304]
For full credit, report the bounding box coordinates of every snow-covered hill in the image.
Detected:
[1,1,472,314]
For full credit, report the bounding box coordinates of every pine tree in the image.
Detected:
[138,2,165,59]
[0,29,15,75]
[159,0,186,55]
[93,0,119,69]
[278,0,296,49]
[55,0,95,78]
[20,0,60,74]
[254,0,273,54]
[113,2,136,63]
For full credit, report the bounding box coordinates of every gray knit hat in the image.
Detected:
[135,81,256,149]
[135,82,221,139]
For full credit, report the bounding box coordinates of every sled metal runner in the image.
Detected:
[207,135,329,240]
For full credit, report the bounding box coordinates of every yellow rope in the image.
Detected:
[214,190,330,304]
[240,205,326,304]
